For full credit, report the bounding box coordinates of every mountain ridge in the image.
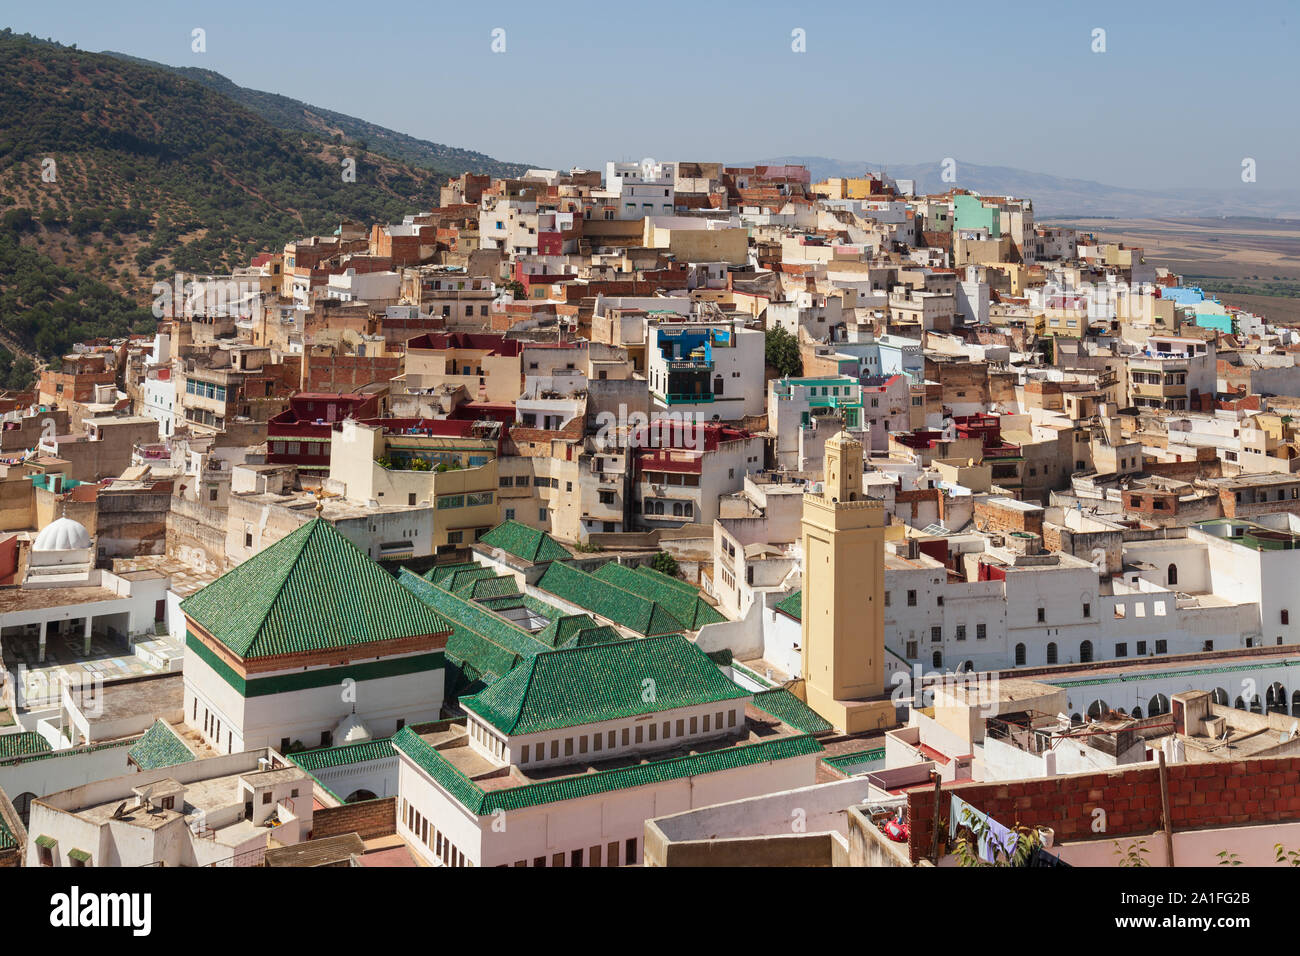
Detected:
[748,155,1300,219]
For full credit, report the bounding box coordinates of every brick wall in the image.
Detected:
[305,355,402,392]
[973,499,1042,536]
[311,796,397,841]
[906,755,1300,863]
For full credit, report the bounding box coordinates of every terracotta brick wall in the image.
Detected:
[973,499,1042,536]
[906,755,1300,863]
[312,797,396,841]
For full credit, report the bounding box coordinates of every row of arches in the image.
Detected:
[1070,683,1297,724]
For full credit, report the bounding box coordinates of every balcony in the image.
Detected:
[661,392,715,405]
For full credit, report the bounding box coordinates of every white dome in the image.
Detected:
[335,712,372,745]
[34,517,92,552]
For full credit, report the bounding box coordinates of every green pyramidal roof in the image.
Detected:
[478,520,571,564]
[461,634,750,736]
[128,720,196,771]
[181,519,450,659]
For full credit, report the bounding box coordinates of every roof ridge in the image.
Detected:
[242,519,318,656]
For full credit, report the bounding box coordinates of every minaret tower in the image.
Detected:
[799,430,894,732]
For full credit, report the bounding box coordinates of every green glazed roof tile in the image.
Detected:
[0,732,52,760]
[127,720,196,771]
[478,520,571,564]
[536,562,684,636]
[592,562,725,630]
[181,519,450,659]
[773,590,802,621]
[461,634,750,736]
[288,738,396,771]
[393,725,822,816]
[752,688,832,734]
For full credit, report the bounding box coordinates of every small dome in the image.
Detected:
[335,712,372,745]
[34,517,92,552]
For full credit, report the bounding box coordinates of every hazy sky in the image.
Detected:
[7,0,1297,191]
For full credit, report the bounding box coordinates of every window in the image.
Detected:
[1115,643,1127,658]
[930,626,942,643]
[1080,640,1093,663]
[1046,642,1057,664]
[1083,603,1091,619]
[884,591,891,607]
[907,590,917,607]
[447,531,463,545]
[1137,641,1147,655]
[932,651,942,668]
[1167,563,1178,587]
[1014,643,1026,665]
[906,640,918,658]
[1156,640,1167,654]
[625,838,637,865]
[976,623,987,640]
[1036,607,1045,623]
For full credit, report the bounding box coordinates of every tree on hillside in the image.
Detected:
[765,324,802,378]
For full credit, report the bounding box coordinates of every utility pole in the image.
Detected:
[1158,750,1175,867]
[929,770,943,863]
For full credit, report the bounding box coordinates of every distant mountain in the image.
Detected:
[104,52,531,181]
[750,156,1300,219]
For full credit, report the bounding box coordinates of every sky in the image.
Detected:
[5,0,1298,192]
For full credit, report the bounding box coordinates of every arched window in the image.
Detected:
[1080,640,1093,663]
[672,502,683,517]
[1148,694,1170,717]
[1014,643,1026,666]
[1167,563,1178,586]
[1131,706,1143,719]
[1046,642,1058,665]
[932,651,942,669]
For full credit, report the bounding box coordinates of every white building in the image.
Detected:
[391,635,823,867]
[179,518,450,755]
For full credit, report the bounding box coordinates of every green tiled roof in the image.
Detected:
[568,625,623,648]
[34,834,56,849]
[289,738,396,772]
[448,566,500,597]
[773,590,802,621]
[592,562,726,630]
[68,847,91,863]
[181,519,451,659]
[398,569,549,688]
[461,635,750,736]
[479,520,571,564]
[536,562,684,636]
[464,575,522,600]
[534,613,600,649]
[752,688,832,735]
[823,747,886,773]
[0,732,52,760]
[426,562,479,588]
[127,720,195,771]
[393,725,822,816]
[0,818,13,851]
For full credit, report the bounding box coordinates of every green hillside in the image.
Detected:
[0,30,460,379]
